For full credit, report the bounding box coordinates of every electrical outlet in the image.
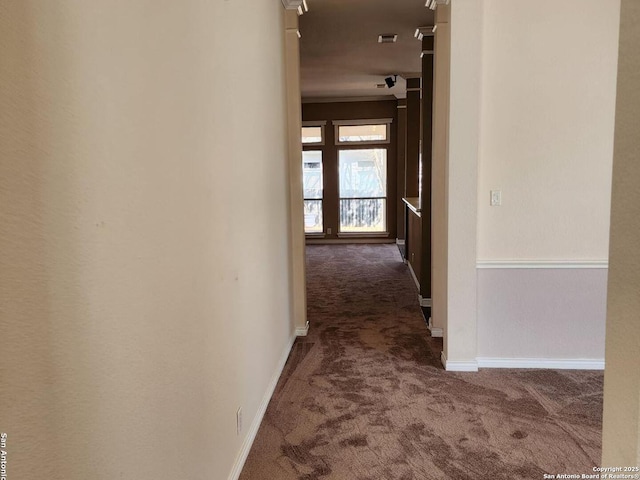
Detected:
[327,227,332,235]
[490,190,502,206]
[236,407,242,435]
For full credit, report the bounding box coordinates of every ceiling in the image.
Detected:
[299,0,434,101]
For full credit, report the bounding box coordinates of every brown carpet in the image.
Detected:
[240,244,603,480]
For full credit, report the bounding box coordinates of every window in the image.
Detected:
[338,124,388,143]
[302,122,326,145]
[301,117,392,237]
[303,151,323,233]
[333,119,391,145]
[338,149,387,233]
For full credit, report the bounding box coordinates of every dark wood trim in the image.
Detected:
[420,36,435,299]
[396,99,407,241]
[405,78,421,199]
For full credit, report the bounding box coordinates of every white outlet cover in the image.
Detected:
[490,190,502,206]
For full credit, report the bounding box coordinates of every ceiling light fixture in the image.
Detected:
[378,34,398,44]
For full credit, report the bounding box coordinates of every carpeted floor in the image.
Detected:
[240,244,603,480]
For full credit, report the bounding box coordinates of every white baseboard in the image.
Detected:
[419,295,431,307]
[295,321,310,337]
[429,328,443,337]
[227,333,296,480]
[408,263,420,290]
[427,317,443,337]
[441,351,479,372]
[476,357,605,370]
[306,238,394,245]
[441,353,604,372]
[396,238,405,246]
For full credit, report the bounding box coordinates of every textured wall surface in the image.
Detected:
[0,1,292,479]
[442,0,620,368]
[477,0,620,261]
[466,0,619,367]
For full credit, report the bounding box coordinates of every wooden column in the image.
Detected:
[431,5,451,337]
[405,78,421,198]
[396,99,407,243]
[283,8,308,334]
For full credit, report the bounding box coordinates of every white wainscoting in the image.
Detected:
[476,261,608,369]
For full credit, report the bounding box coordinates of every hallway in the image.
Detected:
[240,245,603,480]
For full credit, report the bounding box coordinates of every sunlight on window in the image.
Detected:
[338,124,387,143]
[302,126,323,144]
[303,151,323,233]
[338,149,387,233]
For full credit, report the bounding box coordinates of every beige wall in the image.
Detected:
[0,2,293,479]
[474,0,620,366]
[441,0,620,369]
[602,0,640,466]
[477,0,620,261]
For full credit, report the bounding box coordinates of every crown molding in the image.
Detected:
[425,0,450,9]
[281,0,302,8]
[302,95,396,104]
[414,26,435,40]
[281,0,308,14]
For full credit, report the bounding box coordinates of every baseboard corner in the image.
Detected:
[295,321,310,337]
[441,351,479,372]
[419,295,432,308]
[429,327,443,338]
[427,317,443,337]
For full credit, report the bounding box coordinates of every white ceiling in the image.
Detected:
[299,0,434,101]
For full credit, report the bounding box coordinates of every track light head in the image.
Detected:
[384,75,398,88]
